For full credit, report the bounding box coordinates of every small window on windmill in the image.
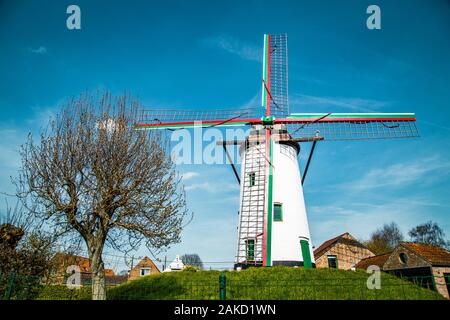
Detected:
[273,203,283,221]
[249,172,256,187]
[245,239,255,261]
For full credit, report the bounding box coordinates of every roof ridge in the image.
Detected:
[359,251,392,261]
[313,232,353,259]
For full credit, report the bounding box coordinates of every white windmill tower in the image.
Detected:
[135,33,418,269]
[234,122,315,268]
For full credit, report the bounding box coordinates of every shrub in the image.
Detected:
[36,285,92,300]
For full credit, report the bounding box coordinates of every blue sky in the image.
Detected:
[1,0,449,270]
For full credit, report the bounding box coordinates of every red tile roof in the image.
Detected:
[53,252,91,272]
[104,269,115,276]
[314,232,357,259]
[53,252,116,275]
[355,252,392,269]
[402,242,450,265]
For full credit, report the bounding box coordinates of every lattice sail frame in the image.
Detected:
[278,113,419,140]
[134,110,419,140]
[134,107,261,130]
[267,34,289,117]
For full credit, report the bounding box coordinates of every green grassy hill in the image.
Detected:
[107,267,443,300]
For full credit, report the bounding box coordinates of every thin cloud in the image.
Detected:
[343,156,450,192]
[185,182,211,192]
[28,46,47,55]
[0,128,23,169]
[0,100,68,199]
[25,105,58,128]
[202,35,261,62]
[223,92,261,111]
[185,181,239,193]
[308,200,425,246]
[290,94,390,112]
[182,171,200,181]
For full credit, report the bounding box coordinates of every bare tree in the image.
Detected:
[14,92,187,299]
[409,221,449,249]
[364,222,404,255]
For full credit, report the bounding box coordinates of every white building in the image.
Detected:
[163,255,184,272]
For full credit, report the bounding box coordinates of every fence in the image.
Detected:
[0,269,446,300]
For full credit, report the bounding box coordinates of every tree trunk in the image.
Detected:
[90,246,106,300]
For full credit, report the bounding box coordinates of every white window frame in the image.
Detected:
[140,267,151,276]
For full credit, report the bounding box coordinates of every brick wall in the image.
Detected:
[432,266,450,299]
[315,238,374,270]
[384,246,429,271]
[129,257,160,281]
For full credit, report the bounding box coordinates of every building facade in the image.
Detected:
[129,256,161,280]
[314,232,374,270]
[383,243,450,299]
[356,243,450,299]
[51,252,126,285]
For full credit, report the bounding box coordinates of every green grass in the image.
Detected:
[36,285,92,300]
[107,267,444,300]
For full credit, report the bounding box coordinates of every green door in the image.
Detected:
[445,273,450,296]
[300,239,312,268]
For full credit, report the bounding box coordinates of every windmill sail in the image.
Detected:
[262,34,289,118]
[134,107,261,130]
[269,34,289,117]
[276,113,419,140]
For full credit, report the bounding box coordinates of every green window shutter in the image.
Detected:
[273,203,282,221]
[249,173,255,187]
[246,239,255,261]
[300,240,312,268]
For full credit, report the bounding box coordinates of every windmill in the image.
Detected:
[135,34,418,269]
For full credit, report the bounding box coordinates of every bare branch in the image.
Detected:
[14,91,187,299]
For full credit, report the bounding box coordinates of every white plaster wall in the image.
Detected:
[270,142,315,264]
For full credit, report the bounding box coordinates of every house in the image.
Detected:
[51,252,127,285]
[52,252,91,274]
[52,252,115,276]
[313,232,374,270]
[128,256,161,280]
[356,242,450,299]
[163,255,184,272]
